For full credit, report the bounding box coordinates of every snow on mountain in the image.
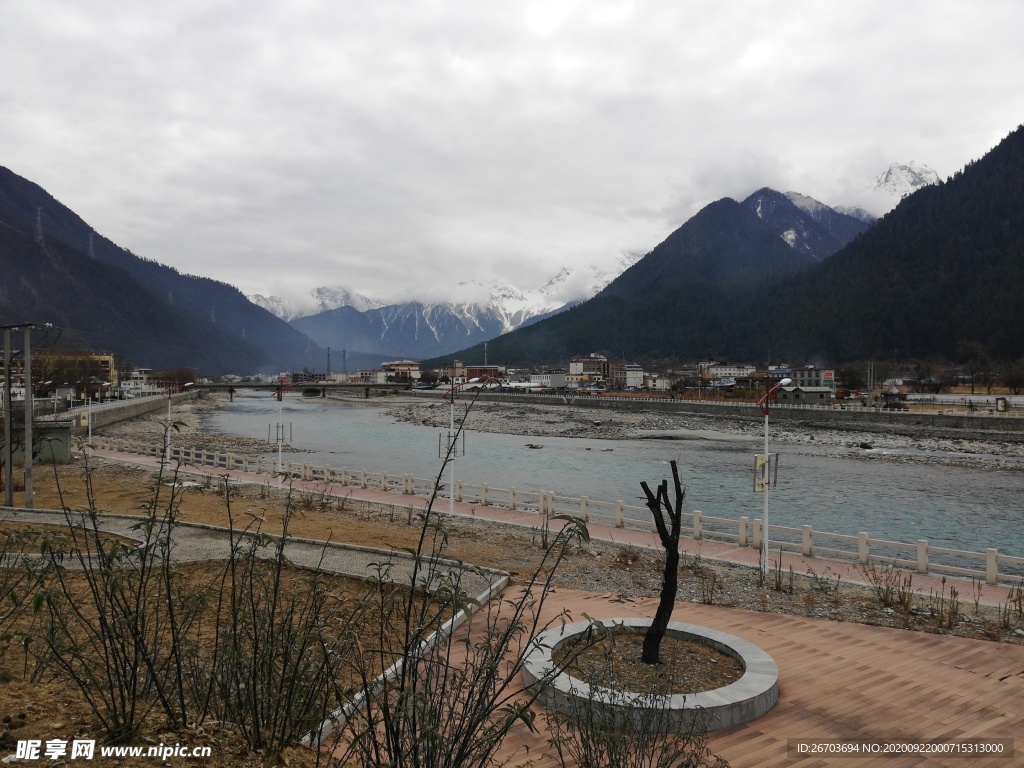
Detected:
[783,191,831,218]
[744,188,871,261]
[785,191,877,225]
[310,286,385,314]
[875,161,940,198]
[415,255,643,335]
[843,161,940,217]
[248,286,384,320]
[281,255,642,359]
[832,205,877,223]
[248,293,293,319]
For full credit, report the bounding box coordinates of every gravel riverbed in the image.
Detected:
[95,390,1024,471]
[88,391,1024,642]
[378,393,1024,469]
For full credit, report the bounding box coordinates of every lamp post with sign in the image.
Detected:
[756,377,792,577]
[439,378,482,517]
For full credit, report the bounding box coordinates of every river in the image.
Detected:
[204,392,1023,558]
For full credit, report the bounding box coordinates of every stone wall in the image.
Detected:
[467,393,1024,436]
[68,390,202,436]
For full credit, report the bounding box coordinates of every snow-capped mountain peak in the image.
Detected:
[840,161,940,218]
[310,286,384,314]
[248,287,384,320]
[248,293,293,320]
[832,205,877,223]
[283,255,641,359]
[783,191,830,217]
[874,161,940,198]
[249,255,641,350]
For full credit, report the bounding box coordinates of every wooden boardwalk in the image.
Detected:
[486,590,1024,768]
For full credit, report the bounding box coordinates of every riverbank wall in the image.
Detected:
[448,392,1024,437]
[66,390,202,436]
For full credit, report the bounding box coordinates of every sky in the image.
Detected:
[3,1,1023,310]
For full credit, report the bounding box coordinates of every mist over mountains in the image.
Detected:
[253,185,882,361]
[0,167,323,375]
[426,128,1023,368]
[254,254,638,360]
[0,151,955,373]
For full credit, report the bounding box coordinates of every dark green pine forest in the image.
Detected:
[766,127,1024,363]
[0,167,322,374]
[428,123,1024,368]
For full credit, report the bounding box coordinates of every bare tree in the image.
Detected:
[1002,359,1024,395]
[329,387,595,768]
[639,460,686,665]
[957,341,990,395]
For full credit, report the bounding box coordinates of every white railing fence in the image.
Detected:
[86,437,1024,586]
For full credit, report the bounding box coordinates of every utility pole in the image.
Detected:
[23,328,33,507]
[2,323,48,508]
[3,327,11,506]
[326,347,331,378]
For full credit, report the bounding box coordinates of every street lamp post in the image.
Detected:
[164,382,173,461]
[440,377,480,517]
[757,376,792,577]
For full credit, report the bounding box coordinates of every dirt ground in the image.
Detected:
[23,457,1024,642]
[2,455,1023,766]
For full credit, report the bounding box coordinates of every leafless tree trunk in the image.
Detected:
[639,460,685,665]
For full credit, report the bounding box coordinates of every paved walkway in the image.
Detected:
[6,447,1024,766]
[77,446,1018,607]
[487,591,1024,767]
[0,507,501,601]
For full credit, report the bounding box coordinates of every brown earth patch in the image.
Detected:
[553,627,745,695]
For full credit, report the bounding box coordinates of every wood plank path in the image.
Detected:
[487,591,1024,768]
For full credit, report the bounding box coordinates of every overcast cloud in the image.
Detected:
[3,1,1022,306]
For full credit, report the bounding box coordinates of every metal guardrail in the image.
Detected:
[88,437,1024,586]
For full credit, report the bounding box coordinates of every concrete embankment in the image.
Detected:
[66,390,202,436]
[458,392,1024,439]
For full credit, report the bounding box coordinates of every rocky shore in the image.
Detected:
[94,394,280,456]
[376,392,1024,469]
[83,389,1024,644]
[97,390,1024,470]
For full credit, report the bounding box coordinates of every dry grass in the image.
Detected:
[3,455,1023,765]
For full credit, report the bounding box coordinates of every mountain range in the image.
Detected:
[424,126,1023,368]
[1,153,954,373]
[266,256,637,360]
[0,167,323,375]
[253,187,875,361]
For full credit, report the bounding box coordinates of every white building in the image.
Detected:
[530,370,567,389]
[622,364,645,390]
[703,362,756,379]
[792,366,835,389]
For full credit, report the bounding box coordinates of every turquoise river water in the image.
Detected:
[204,392,1023,559]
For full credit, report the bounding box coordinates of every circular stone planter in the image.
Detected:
[523,618,778,732]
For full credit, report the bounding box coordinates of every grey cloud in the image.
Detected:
[2,1,1023,305]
